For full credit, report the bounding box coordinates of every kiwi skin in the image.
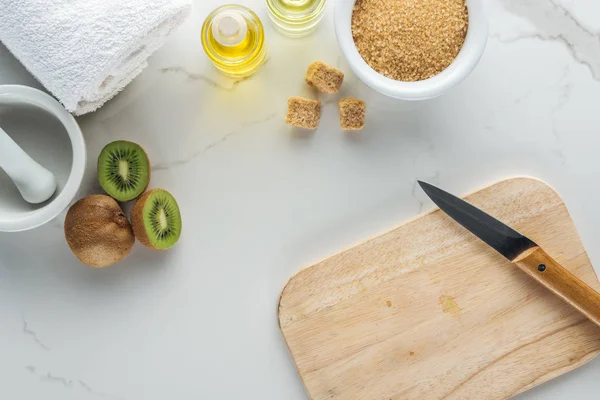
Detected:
[131,189,181,250]
[97,140,151,202]
[64,195,135,268]
[131,190,154,249]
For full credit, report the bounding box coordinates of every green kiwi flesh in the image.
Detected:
[98,141,150,202]
[136,189,181,250]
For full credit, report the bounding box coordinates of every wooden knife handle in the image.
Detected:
[513,247,600,327]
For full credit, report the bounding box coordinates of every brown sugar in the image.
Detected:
[352,0,469,82]
[305,61,345,93]
[285,96,321,129]
[339,98,366,130]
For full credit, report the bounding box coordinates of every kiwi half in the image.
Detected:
[98,141,150,202]
[131,189,182,250]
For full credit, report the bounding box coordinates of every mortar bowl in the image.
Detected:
[0,85,86,232]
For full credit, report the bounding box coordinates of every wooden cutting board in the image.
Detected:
[278,178,600,400]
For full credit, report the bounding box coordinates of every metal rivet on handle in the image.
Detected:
[538,264,547,272]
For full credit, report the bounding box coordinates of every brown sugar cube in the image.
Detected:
[285,96,321,129]
[305,61,344,94]
[339,98,366,130]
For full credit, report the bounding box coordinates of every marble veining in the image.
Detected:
[0,0,599,399]
[23,319,50,351]
[495,0,600,80]
[26,366,124,400]
[152,112,278,171]
[159,66,249,91]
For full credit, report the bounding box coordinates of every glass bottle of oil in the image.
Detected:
[201,5,268,78]
[266,0,327,37]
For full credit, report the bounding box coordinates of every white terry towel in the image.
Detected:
[0,0,191,115]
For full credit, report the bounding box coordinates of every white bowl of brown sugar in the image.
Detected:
[335,0,488,101]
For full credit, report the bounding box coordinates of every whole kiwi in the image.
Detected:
[64,195,135,267]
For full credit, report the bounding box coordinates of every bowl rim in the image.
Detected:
[0,85,86,232]
[334,0,489,100]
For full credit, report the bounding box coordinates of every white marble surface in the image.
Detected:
[1,0,600,398]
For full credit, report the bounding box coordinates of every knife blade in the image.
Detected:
[418,181,600,328]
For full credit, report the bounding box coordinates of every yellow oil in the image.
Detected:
[201,5,267,79]
[266,0,327,37]
[280,0,317,10]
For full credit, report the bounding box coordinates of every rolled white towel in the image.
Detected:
[0,0,191,115]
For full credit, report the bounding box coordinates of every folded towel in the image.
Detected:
[0,0,191,115]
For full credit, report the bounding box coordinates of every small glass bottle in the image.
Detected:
[201,5,268,78]
[266,0,327,38]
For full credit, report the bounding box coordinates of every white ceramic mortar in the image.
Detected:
[0,85,86,232]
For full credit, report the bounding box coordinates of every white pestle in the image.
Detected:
[0,126,57,204]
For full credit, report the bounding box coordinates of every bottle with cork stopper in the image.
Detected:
[266,0,327,37]
[201,5,268,78]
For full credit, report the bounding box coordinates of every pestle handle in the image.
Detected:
[0,126,57,204]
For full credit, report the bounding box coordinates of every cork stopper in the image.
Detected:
[212,10,248,47]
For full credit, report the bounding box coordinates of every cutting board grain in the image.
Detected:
[278,178,600,400]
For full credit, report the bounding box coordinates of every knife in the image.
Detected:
[419,181,600,328]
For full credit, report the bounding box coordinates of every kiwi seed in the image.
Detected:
[98,141,150,202]
[131,189,182,250]
[64,195,135,268]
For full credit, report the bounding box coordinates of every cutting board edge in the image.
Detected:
[277,176,600,399]
[512,349,600,398]
[278,176,598,319]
